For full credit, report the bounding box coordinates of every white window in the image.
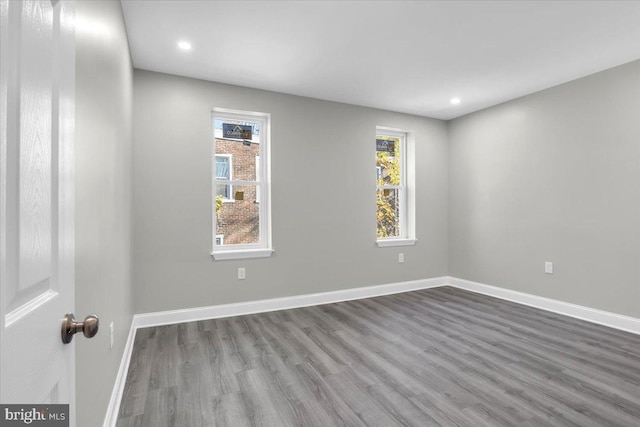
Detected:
[215,154,232,200]
[212,109,272,259]
[255,155,260,203]
[376,128,416,247]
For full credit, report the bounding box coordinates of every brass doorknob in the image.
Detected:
[61,313,99,344]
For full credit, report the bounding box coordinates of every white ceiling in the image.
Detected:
[120,1,640,120]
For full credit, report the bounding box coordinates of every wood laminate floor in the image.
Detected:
[116,286,640,427]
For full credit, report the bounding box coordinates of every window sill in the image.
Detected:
[211,248,274,260]
[376,238,417,247]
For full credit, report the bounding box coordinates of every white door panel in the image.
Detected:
[1,0,76,423]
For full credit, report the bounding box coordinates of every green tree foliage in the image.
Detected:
[376,137,400,238]
[216,194,223,213]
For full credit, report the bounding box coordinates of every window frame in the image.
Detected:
[376,127,416,247]
[255,155,260,203]
[212,108,272,260]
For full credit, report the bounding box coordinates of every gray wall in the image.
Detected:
[133,70,449,313]
[449,60,640,318]
[75,1,133,425]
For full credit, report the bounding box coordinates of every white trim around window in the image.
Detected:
[212,248,274,260]
[212,108,272,260]
[375,126,416,246]
[376,238,417,247]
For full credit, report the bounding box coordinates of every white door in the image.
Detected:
[0,0,76,423]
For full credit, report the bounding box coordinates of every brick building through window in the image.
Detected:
[215,138,260,245]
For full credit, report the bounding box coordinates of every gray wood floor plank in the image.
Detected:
[323,370,401,427]
[365,382,441,426]
[251,355,350,427]
[201,330,241,395]
[290,362,370,427]
[114,415,142,427]
[235,367,301,427]
[211,392,252,427]
[116,286,640,426]
[139,386,177,427]
[408,392,475,427]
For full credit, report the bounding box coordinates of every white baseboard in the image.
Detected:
[448,277,640,335]
[102,318,138,427]
[133,277,448,329]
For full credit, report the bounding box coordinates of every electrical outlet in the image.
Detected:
[398,253,404,263]
[545,261,554,274]
[238,267,246,280]
[109,322,115,349]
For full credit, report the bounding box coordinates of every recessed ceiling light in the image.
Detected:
[178,41,192,51]
[450,97,461,105]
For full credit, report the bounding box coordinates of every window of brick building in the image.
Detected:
[376,127,416,247]
[212,109,272,259]
[215,154,232,200]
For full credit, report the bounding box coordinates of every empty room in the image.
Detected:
[1,0,640,426]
